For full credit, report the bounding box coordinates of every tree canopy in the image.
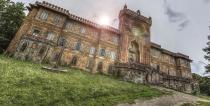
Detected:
[193,73,210,96]
[0,0,25,53]
[203,26,210,73]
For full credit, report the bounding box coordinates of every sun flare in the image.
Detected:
[99,15,110,25]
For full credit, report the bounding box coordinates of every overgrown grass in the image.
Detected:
[0,55,169,106]
[196,101,210,106]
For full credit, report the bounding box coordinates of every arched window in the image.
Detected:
[58,37,66,47]
[39,10,48,20]
[38,46,47,56]
[53,15,62,23]
[89,47,95,55]
[65,22,73,29]
[128,41,139,63]
[110,51,116,60]
[53,53,59,61]
[71,56,77,66]
[75,42,82,51]
[99,48,106,57]
[46,32,55,40]
[32,29,40,36]
[19,42,28,52]
[80,27,86,34]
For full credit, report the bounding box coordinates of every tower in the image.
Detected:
[118,5,152,65]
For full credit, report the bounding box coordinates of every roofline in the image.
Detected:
[151,42,192,61]
[30,1,120,34]
[119,8,152,26]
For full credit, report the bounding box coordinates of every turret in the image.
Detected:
[118,5,152,65]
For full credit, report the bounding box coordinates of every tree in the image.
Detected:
[193,73,210,96]
[0,0,25,53]
[203,26,210,73]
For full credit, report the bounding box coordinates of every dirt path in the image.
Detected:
[118,86,210,106]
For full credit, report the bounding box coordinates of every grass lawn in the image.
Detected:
[0,55,169,106]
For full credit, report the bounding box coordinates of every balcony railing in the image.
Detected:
[22,34,56,46]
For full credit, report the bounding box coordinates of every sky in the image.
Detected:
[13,0,210,76]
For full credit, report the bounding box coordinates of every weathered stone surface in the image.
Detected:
[6,1,197,93]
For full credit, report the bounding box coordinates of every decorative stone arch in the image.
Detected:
[71,56,78,66]
[38,45,47,56]
[97,61,103,74]
[128,40,140,63]
[19,41,29,53]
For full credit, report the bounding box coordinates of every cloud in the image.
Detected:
[164,0,190,31]
[164,0,186,22]
[178,20,190,31]
[203,0,210,3]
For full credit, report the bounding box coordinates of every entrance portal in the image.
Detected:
[128,41,140,63]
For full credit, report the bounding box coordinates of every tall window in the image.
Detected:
[46,32,55,40]
[65,22,73,30]
[32,29,40,36]
[53,53,59,61]
[53,15,62,23]
[39,11,48,20]
[99,48,106,57]
[38,46,46,56]
[71,56,77,66]
[58,37,66,47]
[89,47,95,55]
[75,42,82,51]
[80,27,86,34]
[19,42,28,52]
[110,51,116,60]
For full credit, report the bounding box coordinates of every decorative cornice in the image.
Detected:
[119,8,152,26]
[30,1,120,34]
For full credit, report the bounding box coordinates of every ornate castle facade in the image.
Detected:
[6,1,194,93]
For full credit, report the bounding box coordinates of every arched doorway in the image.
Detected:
[71,56,78,66]
[19,41,29,52]
[97,62,103,74]
[128,41,140,63]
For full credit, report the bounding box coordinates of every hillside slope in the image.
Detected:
[0,55,169,106]
[118,86,210,106]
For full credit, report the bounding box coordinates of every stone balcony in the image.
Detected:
[22,34,56,46]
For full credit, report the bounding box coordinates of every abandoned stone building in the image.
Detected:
[6,1,194,93]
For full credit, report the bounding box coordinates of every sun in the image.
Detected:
[99,15,110,25]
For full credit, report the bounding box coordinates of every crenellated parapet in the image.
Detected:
[119,5,152,26]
